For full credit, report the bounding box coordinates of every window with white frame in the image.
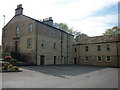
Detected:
[106,56,111,62]
[97,56,102,62]
[16,27,19,36]
[28,24,32,32]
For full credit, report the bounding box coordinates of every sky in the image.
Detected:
[0,0,119,45]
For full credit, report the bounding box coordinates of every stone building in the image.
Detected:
[2,4,120,67]
[73,34,120,67]
[2,4,74,65]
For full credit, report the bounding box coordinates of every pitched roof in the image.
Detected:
[22,14,74,36]
[3,14,74,36]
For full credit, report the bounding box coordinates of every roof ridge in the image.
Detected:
[22,14,74,36]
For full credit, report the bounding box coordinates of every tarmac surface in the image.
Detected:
[1,65,119,88]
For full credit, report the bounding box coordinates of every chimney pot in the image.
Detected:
[15,4,23,16]
[43,17,53,26]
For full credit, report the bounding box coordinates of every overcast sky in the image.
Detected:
[0,0,119,45]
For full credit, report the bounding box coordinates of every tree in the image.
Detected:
[54,22,73,34]
[103,26,120,35]
[74,32,88,42]
[53,22,88,42]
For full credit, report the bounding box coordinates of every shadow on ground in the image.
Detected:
[22,65,106,79]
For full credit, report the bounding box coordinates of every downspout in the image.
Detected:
[67,34,68,64]
[35,22,38,65]
[61,32,63,64]
[116,41,119,68]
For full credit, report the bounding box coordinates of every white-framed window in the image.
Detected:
[106,44,110,50]
[106,56,111,62]
[27,38,32,48]
[28,24,32,32]
[97,56,102,62]
[16,27,19,36]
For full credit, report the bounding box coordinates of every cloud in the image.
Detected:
[0,0,119,45]
[68,14,118,36]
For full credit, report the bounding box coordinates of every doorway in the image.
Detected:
[54,56,56,65]
[15,41,18,52]
[40,55,45,65]
[74,58,77,65]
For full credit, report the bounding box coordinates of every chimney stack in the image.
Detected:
[15,4,23,16]
[43,17,53,26]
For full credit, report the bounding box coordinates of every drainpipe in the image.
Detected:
[61,32,63,64]
[67,34,68,64]
[116,41,119,68]
[35,22,38,66]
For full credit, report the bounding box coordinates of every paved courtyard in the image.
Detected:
[1,65,119,88]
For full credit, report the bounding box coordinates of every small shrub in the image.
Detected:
[3,63,9,69]
[10,59,17,63]
[4,56,12,61]
[8,64,13,70]
[13,66,19,70]
[2,63,19,71]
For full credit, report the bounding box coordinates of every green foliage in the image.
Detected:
[10,59,17,63]
[2,53,11,58]
[13,66,19,70]
[2,63,9,70]
[53,22,88,42]
[8,64,13,70]
[54,22,73,34]
[2,63,19,70]
[103,26,120,35]
[74,32,88,42]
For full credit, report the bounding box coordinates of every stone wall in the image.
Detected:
[2,15,36,64]
[36,22,74,65]
[79,34,119,44]
[75,34,120,67]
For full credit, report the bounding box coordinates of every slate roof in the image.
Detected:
[3,14,74,36]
